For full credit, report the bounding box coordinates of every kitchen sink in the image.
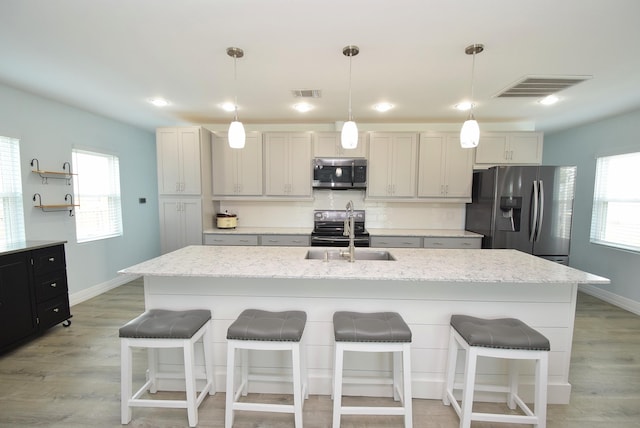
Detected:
[305,249,396,261]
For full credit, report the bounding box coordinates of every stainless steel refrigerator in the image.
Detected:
[465,165,576,264]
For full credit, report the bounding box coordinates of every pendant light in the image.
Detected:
[341,45,359,149]
[227,47,245,149]
[460,43,484,148]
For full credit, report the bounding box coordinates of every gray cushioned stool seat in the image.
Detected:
[119,309,211,339]
[333,311,412,343]
[450,315,550,350]
[227,309,307,342]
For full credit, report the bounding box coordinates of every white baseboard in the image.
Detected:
[69,274,141,307]
[579,284,640,316]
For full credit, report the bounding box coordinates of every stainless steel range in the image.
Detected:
[310,209,370,247]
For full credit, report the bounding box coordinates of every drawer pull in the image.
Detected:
[48,257,56,262]
[53,308,59,313]
[50,283,57,288]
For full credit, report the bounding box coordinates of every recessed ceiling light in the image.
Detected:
[148,97,170,107]
[293,102,313,113]
[220,102,236,112]
[539,94,560,105]
[454,101,474,111]
[373,102,394,112]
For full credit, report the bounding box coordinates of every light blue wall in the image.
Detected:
[543,108,640,306]
[0,83,160,297]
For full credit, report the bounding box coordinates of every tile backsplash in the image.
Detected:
[217,190,465,229]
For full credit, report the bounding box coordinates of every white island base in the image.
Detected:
[120,246,609,404]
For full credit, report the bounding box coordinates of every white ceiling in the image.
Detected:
[2,0,640,134]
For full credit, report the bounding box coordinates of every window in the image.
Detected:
[72,149,123,243]
[590,151,640,252]
[0,136,25,245]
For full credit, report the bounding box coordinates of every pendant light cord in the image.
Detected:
[233,55,239,122]
[347,52,353,121]
[469,49,476,118]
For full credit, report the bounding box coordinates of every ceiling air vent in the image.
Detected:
[496,75,591,98]
[292,89,322,98]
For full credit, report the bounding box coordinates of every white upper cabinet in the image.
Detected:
[474,132,543,165]
[212,132,263,196]
[313,132,367,158]
[368,132,418,198]
[156,127,203,195]
[418,133,473,201]
[264,132,312,197]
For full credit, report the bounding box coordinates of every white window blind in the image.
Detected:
[0,136,26,245]
[590,151,640,252]
[72,149,123,243]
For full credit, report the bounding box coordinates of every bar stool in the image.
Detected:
[225,309,308,428]
[332,311,413,428]
[443,315,550,428]
[120,309,215,427]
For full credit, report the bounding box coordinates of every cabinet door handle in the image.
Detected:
[53,308,59,313]
[50,283,57,288]
[48,257,55,262]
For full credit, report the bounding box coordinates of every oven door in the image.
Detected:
[310,235,370,247]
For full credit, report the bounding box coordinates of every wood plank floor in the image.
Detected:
[1,278,639,427]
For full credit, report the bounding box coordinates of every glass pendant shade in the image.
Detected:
[460,117,480,148]
[341,120,358,149]
[228,120,246,149]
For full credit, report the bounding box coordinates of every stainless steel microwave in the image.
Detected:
[312,158,367,190]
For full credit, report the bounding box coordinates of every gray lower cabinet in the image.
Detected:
[260,235,310,247]
[423,237,481,249]
[370,236,423,248]
[203,234,259,246]
[0,243,71,355]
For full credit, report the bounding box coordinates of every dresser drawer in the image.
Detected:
[32,245,66,275]
[34,270,68,302]
[37,295,71,330]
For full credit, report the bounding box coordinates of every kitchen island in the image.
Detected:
[119,245,608,404]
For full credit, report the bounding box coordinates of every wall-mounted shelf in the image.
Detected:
[32,193,78,216]
[30,159,75,184]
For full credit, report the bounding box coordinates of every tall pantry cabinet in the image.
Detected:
[156,127,213,254]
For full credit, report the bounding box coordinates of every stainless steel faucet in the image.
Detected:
[342,200,355,262]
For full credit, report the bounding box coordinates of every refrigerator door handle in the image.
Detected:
[530,180,539,242]
[536,180,545,242]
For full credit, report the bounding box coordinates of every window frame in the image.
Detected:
[72,147,123,243]
[590,150,640,253]
[0,135,26,245]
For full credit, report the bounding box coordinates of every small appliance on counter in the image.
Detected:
[216,211,238,229]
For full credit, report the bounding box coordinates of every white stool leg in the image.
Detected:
[225,342,236,428]
[120,338,133,425]
[203,320,216,395]
[332,342,344,428]
[459,347,478,428]
[148,348,158,393]
[183,338,198,427]
[402,342,413,428]
[241,348,249,396]
[291,342,303,428]
[508,359,519,409]
[535,353,549,428]
[443,328,458,406]
[393,350,401,401]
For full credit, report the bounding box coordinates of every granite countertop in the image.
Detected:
[0,240,67,256]
[203,227,312,235]
[367,228,482,238]
[119,245,608,285]
[202,227,482,238]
